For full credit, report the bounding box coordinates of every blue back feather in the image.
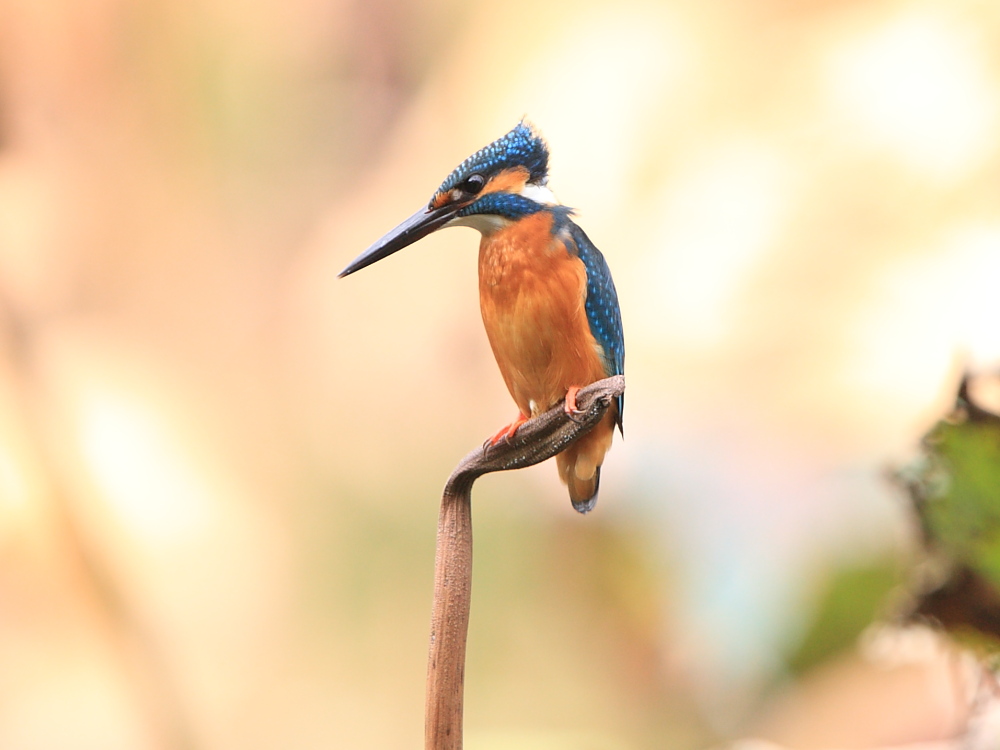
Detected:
[567,223,625,434]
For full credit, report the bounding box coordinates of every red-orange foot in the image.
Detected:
[487,413,529,446]
[564,386,582,415]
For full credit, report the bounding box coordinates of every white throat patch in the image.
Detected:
[446,213,511,234]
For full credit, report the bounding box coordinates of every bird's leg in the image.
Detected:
[486,413,530,447]
[564,386,586,423]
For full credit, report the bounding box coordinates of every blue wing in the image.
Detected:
[568,223,625,434]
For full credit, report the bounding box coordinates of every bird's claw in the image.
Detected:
[563,386,586,423]
[484,414,529,449]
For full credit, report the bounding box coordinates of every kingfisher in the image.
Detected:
[339,121,624,513]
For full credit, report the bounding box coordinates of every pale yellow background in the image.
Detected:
[1,0,998,747]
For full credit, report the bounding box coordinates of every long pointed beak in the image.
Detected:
[338,203,460,278]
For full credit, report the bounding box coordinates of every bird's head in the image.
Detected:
[339,121,558,278]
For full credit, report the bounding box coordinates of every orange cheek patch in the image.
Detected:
[430,192,451,209]
[481,166,529,196]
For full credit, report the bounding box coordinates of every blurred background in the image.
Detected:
[1,0,1000,747]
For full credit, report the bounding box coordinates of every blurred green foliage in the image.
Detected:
[917,421,1000,589]
[785,559,902,675]
[897,376,1000,656]
[788,375,1000,675]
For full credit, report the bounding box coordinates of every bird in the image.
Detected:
[339,121,624,513]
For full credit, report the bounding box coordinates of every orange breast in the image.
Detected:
[478,212,607,417]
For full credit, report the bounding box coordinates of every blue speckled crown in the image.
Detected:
[436,121,550,195]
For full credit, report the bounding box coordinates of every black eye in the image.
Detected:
[459,174,485,195]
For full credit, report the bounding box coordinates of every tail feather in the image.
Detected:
[556,447,602,514]
[569,466,600,514]
[555,410,616,514]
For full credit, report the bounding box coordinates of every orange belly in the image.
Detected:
[478,213,615,510]
[478,213,607,415]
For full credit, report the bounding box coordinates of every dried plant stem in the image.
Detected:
[424,375,626,750]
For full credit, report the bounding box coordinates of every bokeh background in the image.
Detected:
[2,0,1000,748]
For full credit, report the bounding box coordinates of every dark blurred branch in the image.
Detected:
[912,566,1000,641]
[957,373,1000,426]
[424,375,625,750]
